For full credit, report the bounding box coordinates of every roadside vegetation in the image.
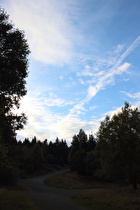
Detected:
[0,188,35,210]
[45,170,140,210]
[71,187,140,210]
[45,170,112,189]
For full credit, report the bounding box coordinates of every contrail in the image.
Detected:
[116,35,140,67]
[70,36,140,115]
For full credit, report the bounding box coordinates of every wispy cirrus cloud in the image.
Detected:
[116,36,140,65]
[121,91,140,99]
[6,0,79,66]
[44,96,74,107]
[72,36,140,115]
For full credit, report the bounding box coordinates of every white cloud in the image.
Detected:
[135,101,140,110]
[103,106,122,119]
[41,112,100,143]
[7,0,75,66]
[121,91,140,99]
[44,97,74,107]
[72,36,140,115]
[89,106,98,111]
[69,61,131,117]
[117,62,131,74]
[113,44,124,54]
[76,61,131,112]
[103,102,140,121]
[17,95,62,140]
[115,36,140,67]
[123,78,130,82]
[79,79,85,84]
[87,85,99,99]
[77,65,93,77]
[17,95,99,143]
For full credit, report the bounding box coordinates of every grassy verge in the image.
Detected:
[0,188,36,210]
[71,187,140,210]
[44,170,140,210]
[44,170,111,189]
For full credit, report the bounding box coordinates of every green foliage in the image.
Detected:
[31,143,45,172]
[97,102,140,189]
[69,103,140,190]
[0,144,18,186]
[0,9,30,99]
[12,137,69,175]
[0,144,11,168]
[0,8,30,185]
[85,150,99,176]
[47,138,69,166]
[21,143,45,173]
[71,149,86,174]
[69,129,97,175]
[0,8,30,144]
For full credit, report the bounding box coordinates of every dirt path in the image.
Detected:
[21,170,85,210]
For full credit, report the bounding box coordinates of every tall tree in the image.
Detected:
[69,129,96,175]
[0,9,30,144]
[97,102,140,189]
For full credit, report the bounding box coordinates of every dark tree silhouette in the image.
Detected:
[0,8,30,145]
[0,8,30,185]
[69,129,97,175]
[97,102,140,190]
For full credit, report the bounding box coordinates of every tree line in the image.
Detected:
[4,136,68,176]
[0,9,140,190]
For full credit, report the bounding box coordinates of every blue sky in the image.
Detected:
[1,0,140,144]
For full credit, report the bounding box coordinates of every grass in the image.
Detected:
[44,170,140,210]
[44,170,111,189]
[0,187,36,210]
[71,187,140,210]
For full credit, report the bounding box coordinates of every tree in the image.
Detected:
[78,129,88,150]
[0,9,30,144]
[69,129,97,175]
[46,138,68,166]
[97,102,140,189]
[0,8,30,185]
[85,150,99,176]
[31,143,45,172]
[87,134,96,152]
[71,149,86,174]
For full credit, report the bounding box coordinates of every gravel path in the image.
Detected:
[21,170,86,210]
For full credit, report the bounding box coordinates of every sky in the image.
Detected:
[1,0,140,144]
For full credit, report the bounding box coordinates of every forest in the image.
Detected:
[0,8,140,192]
